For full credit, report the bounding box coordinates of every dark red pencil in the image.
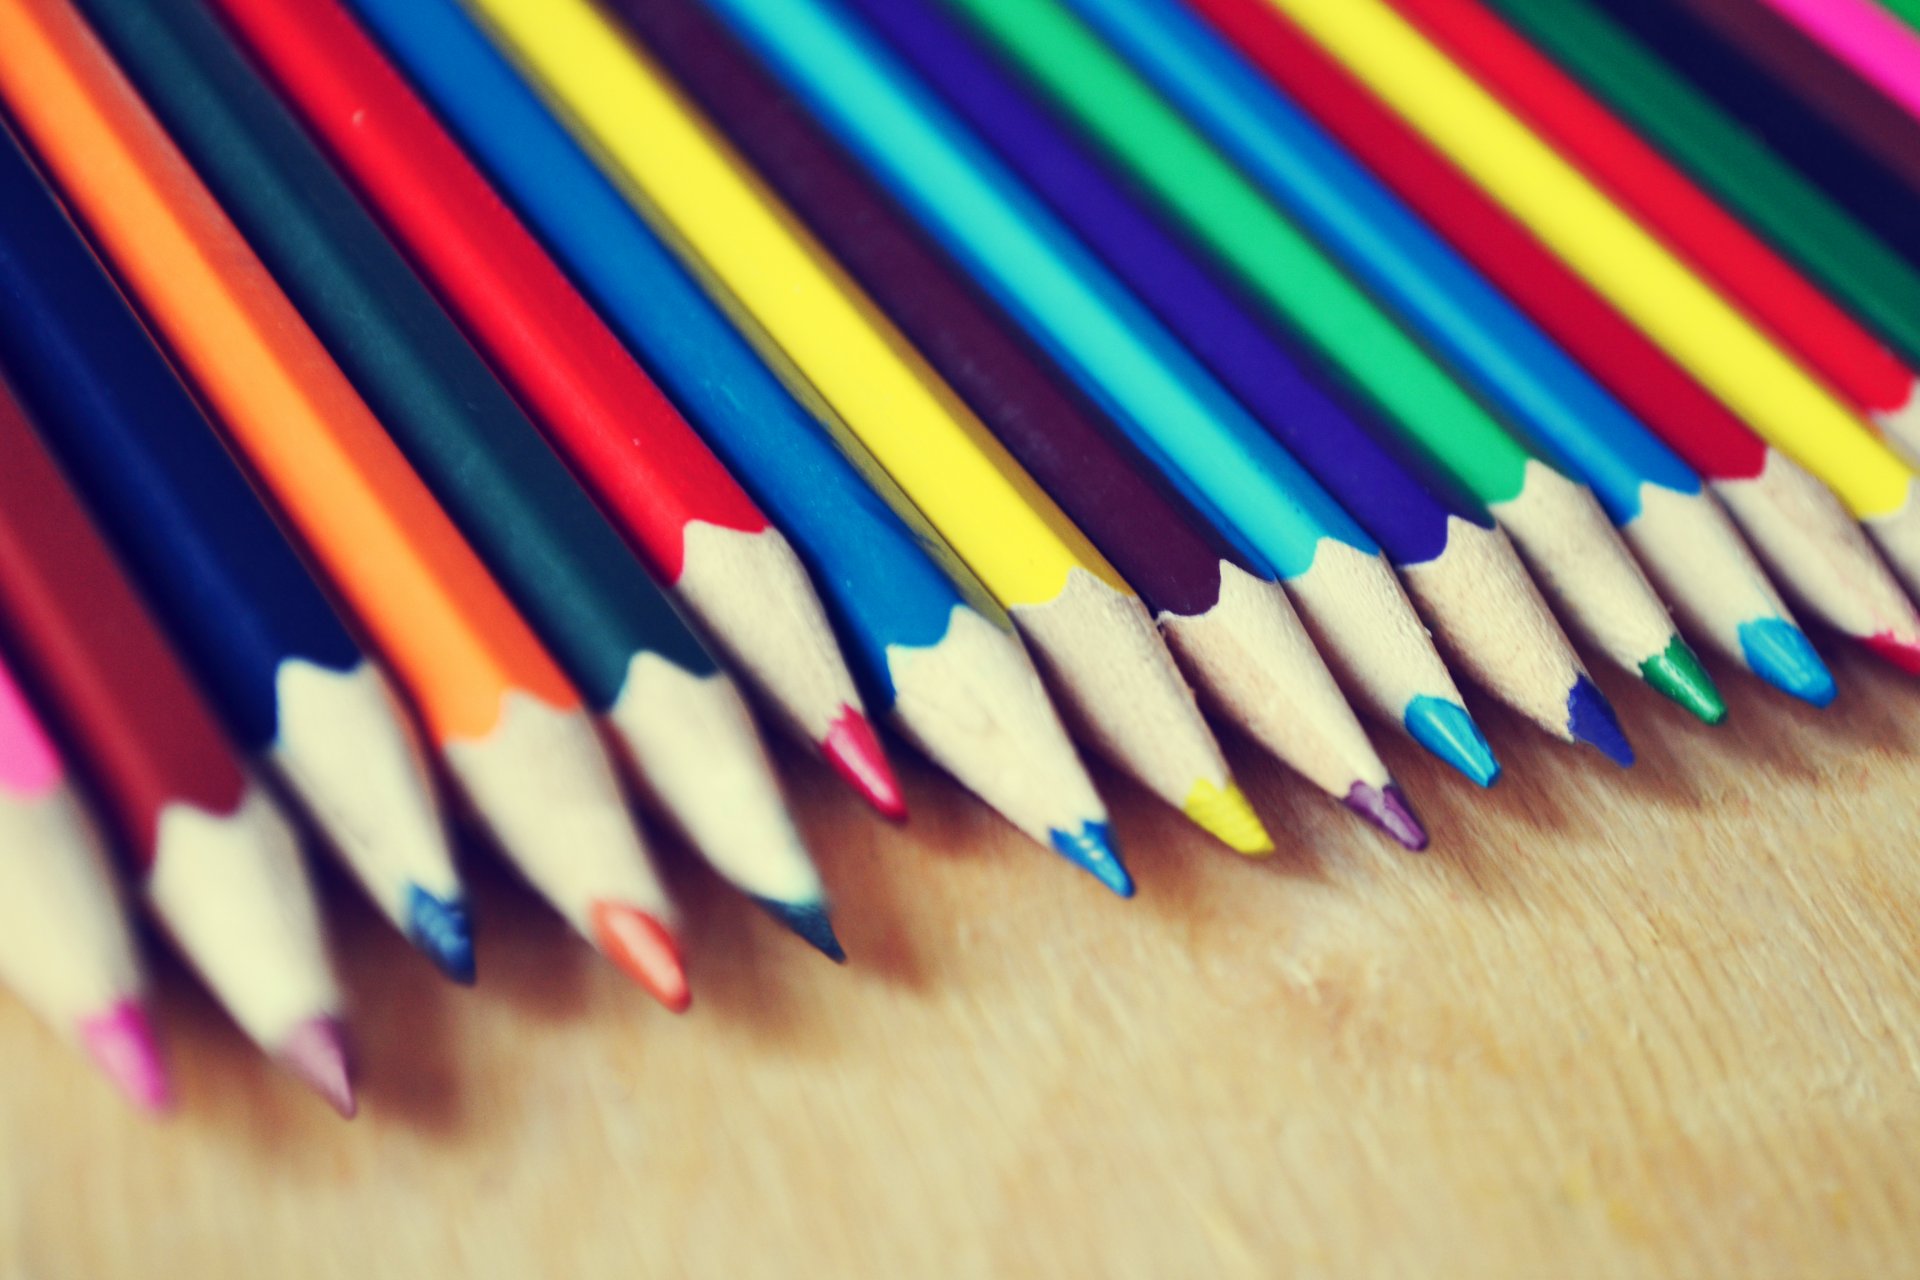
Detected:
[1191,0,1920,667]
[0,369,353,1113]
[612,0,1425,845]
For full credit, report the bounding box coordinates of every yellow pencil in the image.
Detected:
[465,0,1269,855]
[1263,0,1920,593]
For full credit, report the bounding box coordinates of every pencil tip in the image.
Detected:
[1738,618,1837,708]
[591,902,692,1013]
[1344,782,1428,851]
[405,884,475,984]
[1567,675,1634,767]
[750,895,847,963]
[1864,630,1920,675]
[277,1017,356,1118]
[79,1000,172,1115]
[1640,635,1727,724]
[1182,779,1273,854]
[823,705,907,820]
[1049,821,1134,898]
[1403,694,1502,786]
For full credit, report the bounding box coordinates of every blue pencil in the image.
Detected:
[0,121,470,980]
[696,0,1503,779]
[1059,0,1828,707]
[845,0,1674,753]
[342,0,1126,890]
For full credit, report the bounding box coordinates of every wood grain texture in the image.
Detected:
[2,650,1918,1277]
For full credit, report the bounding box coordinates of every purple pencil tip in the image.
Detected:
[277,1016,357,1119]
[1343,781,1429,851]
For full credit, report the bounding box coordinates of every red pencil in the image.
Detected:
[0,370,353,1114]
[209,0,901,818]
[1374,0,1918,434]
[1192,0,1920,667]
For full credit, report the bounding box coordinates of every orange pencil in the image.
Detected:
[0,0,689,1008]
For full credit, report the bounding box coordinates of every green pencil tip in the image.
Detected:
[1641,636,1726,725]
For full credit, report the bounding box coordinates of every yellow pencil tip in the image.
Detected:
[1183,780,1273,855]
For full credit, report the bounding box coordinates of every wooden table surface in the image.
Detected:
[2,643,1918,1278]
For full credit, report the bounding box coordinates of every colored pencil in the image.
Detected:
[699,0,1520,780]
[0,373,349,1114]
[0,650,170,1112]
[206,0,899,828]
[1267,0,1920,602]
[0,124,471,981]
[1194,0,1920,671]
[1673,0,1920,208]
[1453,0,1920,446]
[813,0,1634,760]
[78,0,838,961]
[833,0,1626,767]
[1746,0,1920,131]
[1589,0,1920,290]
[343,0,1127,889]
[467,0,1273,857]
[1048,0,1828,709]
[618,0,1430,842]
[1882,0,1920,33]
[0,0,690,1008]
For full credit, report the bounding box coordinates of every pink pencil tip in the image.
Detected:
[1864,632,1920,675]
[79,1000,172,1115]
[277,1017,357,1118]
[823,705,906,821]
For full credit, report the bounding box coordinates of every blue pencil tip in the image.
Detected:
[1566,675,1635,767]
[750,896,847,963]
[406,885,474,984]
[1403,695,1501,787]
[1049,821,1134,898]
[1738,618,1837,708]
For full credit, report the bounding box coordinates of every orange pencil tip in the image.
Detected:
[592,902,692,1013]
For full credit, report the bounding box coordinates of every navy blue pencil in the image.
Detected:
[0,121,471,981]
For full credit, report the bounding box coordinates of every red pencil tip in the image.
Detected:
[1864,631,1920,675]
[277,1017,357,1119]
[592,902,692,1013]
[79,1000,172,1115]
[823,705,906,820]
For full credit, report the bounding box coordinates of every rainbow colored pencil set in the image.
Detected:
[0,0,1918,1113]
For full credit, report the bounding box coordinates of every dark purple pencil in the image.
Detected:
[616,0,1438,842]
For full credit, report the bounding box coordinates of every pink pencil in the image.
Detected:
[0,654,170,1112]
[1755,0,1920,126]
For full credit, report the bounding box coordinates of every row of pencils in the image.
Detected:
[1,0,1918,1117]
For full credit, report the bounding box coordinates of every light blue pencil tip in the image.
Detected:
[1403,695,1501,787]
[1049,821,1134,898]
[406,885,475,985]
[1738,618,1837,708]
